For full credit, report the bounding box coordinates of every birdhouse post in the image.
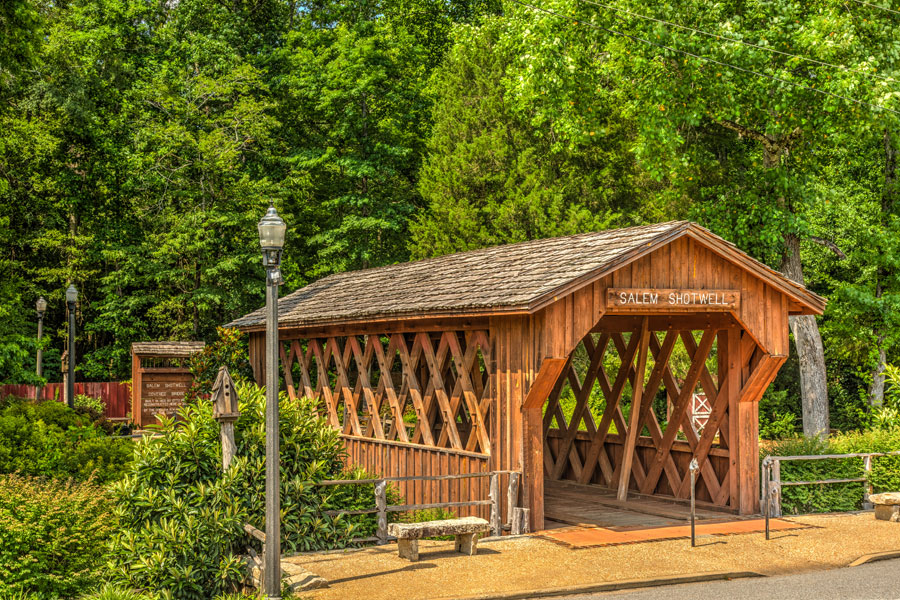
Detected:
[211,366,241,470]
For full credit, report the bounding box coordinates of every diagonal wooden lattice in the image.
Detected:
[543,326,764,508]
[280,331,492,454]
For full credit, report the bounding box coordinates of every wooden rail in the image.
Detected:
[762,451,900,518]
[315,470,524,545]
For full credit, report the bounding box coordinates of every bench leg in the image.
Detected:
[455,533,478,556]
[398,538,419,561]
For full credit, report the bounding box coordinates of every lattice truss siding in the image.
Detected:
[543,326,764,508]
[278,331,492,455]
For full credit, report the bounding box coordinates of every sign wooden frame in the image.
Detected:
[607,288,740,312]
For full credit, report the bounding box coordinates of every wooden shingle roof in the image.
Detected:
[132,341,206,357]
[228,221,825,331]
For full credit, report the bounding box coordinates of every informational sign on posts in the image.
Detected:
[131,341,205,427]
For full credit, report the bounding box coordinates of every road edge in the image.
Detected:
[848,549,900,567]
[440,570,763,600]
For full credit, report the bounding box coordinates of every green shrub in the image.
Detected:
[0,398,131,483]
[108,382,390,599]
[0,474,117,599]
[74,394,106,416]
[186,327,253,401]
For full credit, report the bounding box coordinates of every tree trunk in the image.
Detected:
[781,233,830,438]
[868,339,886,407]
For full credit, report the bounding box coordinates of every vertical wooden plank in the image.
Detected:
[617,316,651,500]
[727,327,741,510]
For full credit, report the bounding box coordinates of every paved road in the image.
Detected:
[562,558,900,600]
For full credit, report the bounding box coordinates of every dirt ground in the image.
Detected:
[286,513,900,600]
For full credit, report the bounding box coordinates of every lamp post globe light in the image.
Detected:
[259,203,286,599]
[65,285,77,409]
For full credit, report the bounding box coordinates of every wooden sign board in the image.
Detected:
[607,288,740,312]
[131,341,205,428]
[140,372,191,425]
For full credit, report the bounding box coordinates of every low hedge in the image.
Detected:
[764,427,900,515]
[0,397,132,483]
[0,474,117,599]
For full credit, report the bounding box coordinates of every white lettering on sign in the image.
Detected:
[607,288,739,311]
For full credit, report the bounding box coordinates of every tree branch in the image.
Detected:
[716,119,769,144]
[808,236,847,260]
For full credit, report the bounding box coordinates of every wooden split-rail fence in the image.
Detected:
[762,451,900,517]
[317,470,525,545]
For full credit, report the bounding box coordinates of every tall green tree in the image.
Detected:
[411,10,657,258]
[579,0,900,436]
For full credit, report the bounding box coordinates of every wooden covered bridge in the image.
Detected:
[230,221,825,531]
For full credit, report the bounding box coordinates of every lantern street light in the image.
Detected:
[36,297,47,400]
[65,285,77,409]
[258,204,286,599]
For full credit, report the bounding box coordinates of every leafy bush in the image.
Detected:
[187,327,253,401]
[0,398,132,483]
[108,382,390,599]
[0,474,117,599]
[74,393,106,416]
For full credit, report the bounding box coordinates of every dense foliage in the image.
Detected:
[0,474,117,599]
[108,381,393,599]
[186,327,253,401]
[0,0,898,435]
[0,397,131,483]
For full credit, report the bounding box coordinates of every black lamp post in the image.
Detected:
[36,297,47,400]
[258,204,286,599]
[65,284,77,409]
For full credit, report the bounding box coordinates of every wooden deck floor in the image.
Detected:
[543,479,740,530]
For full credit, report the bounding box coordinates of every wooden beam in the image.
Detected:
[523,358,568,410]
[617,316,650,501]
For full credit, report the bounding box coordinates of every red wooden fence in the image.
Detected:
[0,382,131,420]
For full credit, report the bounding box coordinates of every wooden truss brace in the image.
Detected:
[279,330,492,454]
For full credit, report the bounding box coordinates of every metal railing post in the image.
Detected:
[689,458,698,548]
[763,457,771,540]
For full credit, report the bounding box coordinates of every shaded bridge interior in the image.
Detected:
[541,312,760,523]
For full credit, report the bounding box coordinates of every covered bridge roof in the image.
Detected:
[228,221,825,331]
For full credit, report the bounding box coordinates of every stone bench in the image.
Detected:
[387,516,491,561]
[870,492,900,522]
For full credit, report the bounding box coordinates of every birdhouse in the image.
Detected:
[211,365,240,422]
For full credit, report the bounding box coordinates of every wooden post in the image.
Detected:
[506,472,520,527]
[511,507,530,535]
[375,479,388,545]
[772,459,782,517]
[489,473,501,537]
[221,421,237,470]
[863,455,874,510]
[617,317,650,501]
